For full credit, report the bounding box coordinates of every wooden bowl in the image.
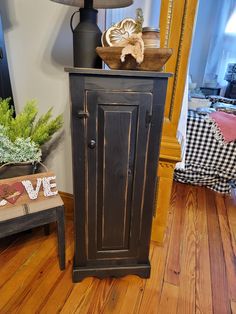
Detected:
[96,47,173,71]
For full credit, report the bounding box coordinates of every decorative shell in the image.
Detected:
[102,18,137,47]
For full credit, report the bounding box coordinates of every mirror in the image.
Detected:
[105,0,161,30]
[188,0,236,106]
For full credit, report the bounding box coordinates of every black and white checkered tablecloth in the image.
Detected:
[174,110,236,193]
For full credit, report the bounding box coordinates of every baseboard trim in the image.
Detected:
[59,191,74,219]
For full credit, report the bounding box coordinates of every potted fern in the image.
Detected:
[0,98,63,178]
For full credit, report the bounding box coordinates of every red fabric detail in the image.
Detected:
[0,182,24,204]
[209,111,236,142]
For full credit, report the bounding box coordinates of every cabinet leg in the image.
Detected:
[56,206,66,270]
[151,161,175,245]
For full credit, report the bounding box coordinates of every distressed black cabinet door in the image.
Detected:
[86,91,152,261]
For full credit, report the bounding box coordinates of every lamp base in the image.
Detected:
[71,8,102,68]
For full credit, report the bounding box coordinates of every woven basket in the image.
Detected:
[0,162,39,179]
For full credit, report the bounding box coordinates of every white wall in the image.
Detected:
[0,0,76,192]
[189,0,222,87]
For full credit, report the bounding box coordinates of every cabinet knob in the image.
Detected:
[78,110,89,119]
[88,140,96,149]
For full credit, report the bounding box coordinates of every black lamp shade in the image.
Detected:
[50,0,133,8]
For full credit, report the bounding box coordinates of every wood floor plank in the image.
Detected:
[86,278,115,314]
[206,190,231,314]
[99,278,130,314]
[216,195,236,302]
[158,282,179,314]
[40,262,74,313]
[61,275,113,314]
[73,279,102,314]
[138,245,167,314]
[137,185,177,314]
[0,224,73,311]
[60,277,95,314]
[98,276,145,314]
[176,186,196,314]
[195,186,213,314]
[225,196,236,256]
[100,247,154,314]
[0,234,18,255]
[4,255,62,313]
[0,183,235,313]
[165,183,186,286]
[5,239,74,313]
[0,230,52,289]
[0,237,58,310]
[231,301,236,314]
[118,276,146,314]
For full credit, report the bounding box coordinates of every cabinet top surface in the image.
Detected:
[65,67,172,78]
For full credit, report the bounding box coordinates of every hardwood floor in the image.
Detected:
[0,182,235,313]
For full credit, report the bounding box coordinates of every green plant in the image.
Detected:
[0,98,63,164]
[135,8,144,33]
[0,98,63,146]
[0,125,41,163]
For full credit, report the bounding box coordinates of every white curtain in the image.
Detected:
[203,1,236,88]
[175,75,189,170]
[105,0,161,29]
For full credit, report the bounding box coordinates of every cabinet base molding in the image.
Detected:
[72,262,151,282]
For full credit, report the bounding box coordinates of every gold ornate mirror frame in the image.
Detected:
[151,0,198,244]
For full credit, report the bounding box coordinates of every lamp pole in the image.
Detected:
[85,0,94,9]
[71,0,102,68]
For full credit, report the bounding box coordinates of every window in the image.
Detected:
[225,10,236,35]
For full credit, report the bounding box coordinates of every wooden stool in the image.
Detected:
[0,195,65,270]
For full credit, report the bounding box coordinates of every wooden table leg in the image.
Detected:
[56,206,66,270]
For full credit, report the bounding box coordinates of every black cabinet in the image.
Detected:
[225,82,236,99]
[66,68,171,282]
[200,87,221,97]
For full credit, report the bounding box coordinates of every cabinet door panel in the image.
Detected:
[98,105,137,250]
[87,91,152,260]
